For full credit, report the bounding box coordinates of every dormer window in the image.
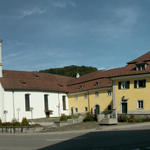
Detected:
[20,81,26,85]
[95,82,99,86]
[58,84,63,87]
[80,85,83,89]
[136,64,145,71]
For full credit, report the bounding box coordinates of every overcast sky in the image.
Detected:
[1,0,150,71]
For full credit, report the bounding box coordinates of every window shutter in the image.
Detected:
[134,80,137,88]
[126,81,130,89]
[118,82,121,89]
[143,80,146,87]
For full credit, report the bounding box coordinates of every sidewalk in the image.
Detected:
[40,121,150,134]
[0,122,150,135]
[99,122,150,131]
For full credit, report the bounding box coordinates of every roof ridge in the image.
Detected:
[3,69,74,79]
[127,51,150,64]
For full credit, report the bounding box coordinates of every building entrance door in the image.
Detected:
[95,105,100,115]
[122,103,127,114]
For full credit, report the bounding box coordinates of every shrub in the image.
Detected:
[60,114,67,121]
[2,122,12,126]
[12,121,21,126]
[128,115,136,122]
[71,115,78,119]
[67,115,72,119]
[11,118,20,126]
[136,118,143,122]
[83,113,95,122]
[143,117,150,122]
[21,118,29,126]
[118,115,128,122]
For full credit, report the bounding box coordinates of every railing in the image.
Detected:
[0,126,41,133]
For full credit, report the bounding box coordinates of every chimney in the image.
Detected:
[0,40,3,77]
[76,73,80,78]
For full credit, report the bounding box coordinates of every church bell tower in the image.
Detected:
[0,40,3,77]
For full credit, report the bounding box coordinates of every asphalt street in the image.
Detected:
[1,127,150,150]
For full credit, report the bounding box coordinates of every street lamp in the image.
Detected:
[30,107,33,120]
[16,108,20,122]
[3,110,8,122]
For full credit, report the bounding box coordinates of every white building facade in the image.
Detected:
[0,88,69,122]
[0,40,70,122]
[0,83,69,122]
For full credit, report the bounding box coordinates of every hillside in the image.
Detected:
[39,65,98,77]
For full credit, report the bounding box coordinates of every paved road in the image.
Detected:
[1,125,150,150]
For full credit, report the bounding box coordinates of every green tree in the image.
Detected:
[39,65,98,77]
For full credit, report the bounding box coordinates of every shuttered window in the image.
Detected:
[136,64,145,71]
[44,94,49,111]
[62,96,66,110]
[25,94,30,111]
[137,100,144,109]
[134,80,146,88]
[118,81,130,89]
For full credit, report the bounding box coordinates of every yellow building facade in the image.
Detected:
[68,88,112,115]
[68,52,150,117]
[112,74,150,115]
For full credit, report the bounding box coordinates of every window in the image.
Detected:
[95,82,99,86]
[74,95,78,100]
[44,94,49,111]
[136,64,145,71]
[107,90,111,96]
[85,107,88,112]
[80,85,83,90]
[84,93,87,99]
[118,81,130,89]
[25,94,30,111]
[62,96,66,110]
[95,91,99,97]
[137,100,144,109]
[71,107,74,115]
[134,80,146,88]
[108,105,112,110]
[75,108,78,112]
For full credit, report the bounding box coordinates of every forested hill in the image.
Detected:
[39,65,98,77]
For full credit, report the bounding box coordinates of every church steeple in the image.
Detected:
[0,40,3,77]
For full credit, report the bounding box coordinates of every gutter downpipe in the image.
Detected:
[58,92,61,117]
[87,90,90,113]
[112,80,117,118]
[12,91,15,119]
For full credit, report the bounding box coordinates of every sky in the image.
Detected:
[1,0,150,71]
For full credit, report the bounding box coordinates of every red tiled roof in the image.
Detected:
[68,70,106,85]
[68,67,150,85]
[127,51,150,64]
[0,70,73,92]
[67,64,150,93]
[68,78,112,93]
[2,52,150,93]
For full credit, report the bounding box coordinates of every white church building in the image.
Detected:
[0,40,72,122]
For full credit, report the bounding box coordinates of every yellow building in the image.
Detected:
[68,88,112,115]
[68,72,113,116]
[111,52,150,117]
[68,51,150,118]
